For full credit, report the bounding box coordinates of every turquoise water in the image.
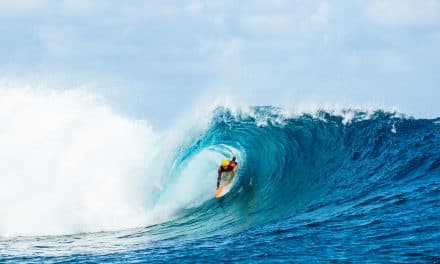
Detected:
[1,107,439,263]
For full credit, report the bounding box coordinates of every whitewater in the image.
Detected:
[0,88,439,263]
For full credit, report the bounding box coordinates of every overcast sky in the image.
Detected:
[0,0,439,128]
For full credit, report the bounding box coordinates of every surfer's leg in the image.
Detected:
[217,172,222,188]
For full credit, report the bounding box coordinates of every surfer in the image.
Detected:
[217,156,238,189]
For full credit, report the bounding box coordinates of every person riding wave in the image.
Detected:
[217,156,238,189]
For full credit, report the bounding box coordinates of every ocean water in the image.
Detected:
[0,92,439,263]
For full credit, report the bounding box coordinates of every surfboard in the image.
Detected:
[215,172,234,198]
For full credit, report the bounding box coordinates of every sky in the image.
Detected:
[0,0,439,128]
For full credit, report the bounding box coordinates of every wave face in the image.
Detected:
[1,105,439,263]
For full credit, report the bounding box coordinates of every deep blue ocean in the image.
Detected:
[1,107,439,263]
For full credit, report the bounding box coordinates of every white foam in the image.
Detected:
[391,122,397,134]
[0,87,162,237]
[0,84,243,237]
[191,91,405,127]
